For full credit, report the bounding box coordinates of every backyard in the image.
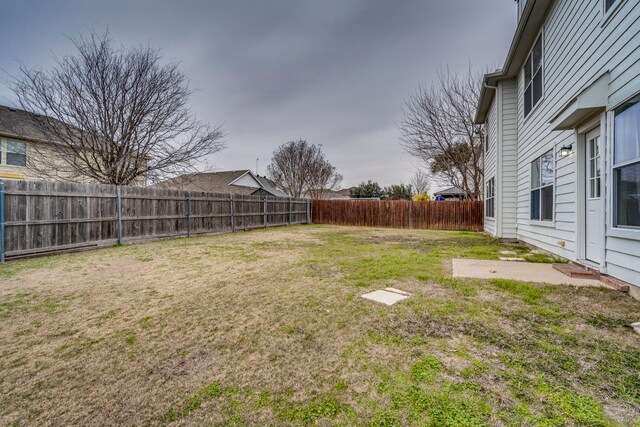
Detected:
[1,225,639,426]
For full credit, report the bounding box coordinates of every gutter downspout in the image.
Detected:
[483,81,500,237]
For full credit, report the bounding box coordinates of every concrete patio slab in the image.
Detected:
[361,288,411,305]
[452,259,605,287]
[384,287,411,296]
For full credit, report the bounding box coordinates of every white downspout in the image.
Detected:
[484,81,501,238]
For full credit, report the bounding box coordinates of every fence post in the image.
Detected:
[288,198,292,226]
[0,181,5,263]
[116,186,123,244]
[187,192,192,237]
[408,201,413,229]
[306,199,311,224]
[230,193,236,232]
[264,196,268,228]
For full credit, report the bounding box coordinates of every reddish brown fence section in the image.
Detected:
[311,200,483,231]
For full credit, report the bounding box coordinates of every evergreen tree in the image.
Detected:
[350,180,384,199]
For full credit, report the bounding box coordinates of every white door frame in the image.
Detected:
[575,113,607,270]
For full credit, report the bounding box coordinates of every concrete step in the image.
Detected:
[552,263,598,280]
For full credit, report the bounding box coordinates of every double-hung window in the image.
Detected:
[605,0,618,13]
[613,95,640,228]
[530,150,554,221]
[524,35,543,117]
[485,124,490,152]
[485,177,495,218]
[6,140,27,166]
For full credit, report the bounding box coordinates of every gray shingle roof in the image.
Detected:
[0,105,53,142]
[255,175,290,197]
[434,186,465,196]
[154,171,255,194]
[154,170,290,197]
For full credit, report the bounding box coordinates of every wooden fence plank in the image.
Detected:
[311,199,483,231]
[1,180,311,259]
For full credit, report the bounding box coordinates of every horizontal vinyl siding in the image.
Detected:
[604,3,640,288]
[513,0,640,277]
[500,80,518,239]
[484,97,498,236]
[606,236,640,286]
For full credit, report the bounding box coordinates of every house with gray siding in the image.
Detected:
[476,0,640,297]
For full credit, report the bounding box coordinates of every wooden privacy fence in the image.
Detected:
[311,199,483,231]
[0,180,310,260]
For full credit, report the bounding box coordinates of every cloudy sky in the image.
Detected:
[0,0,516,188]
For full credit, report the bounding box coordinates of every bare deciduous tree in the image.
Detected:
[266,139,342,199]
[400,67,484,200]
[9,31,225,185]
[409,170,432,195]
[306,160,344,200]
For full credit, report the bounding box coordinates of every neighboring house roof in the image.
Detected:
[304,187,353,199]
[328,188,354,199]
[154,170,290,197]
[0,105,56,143]
[255,175,290,198]
[474,0,555,123]
[0,104,149,159]
[434,187,465,196]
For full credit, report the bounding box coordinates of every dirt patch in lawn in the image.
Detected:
[1,225,639,426]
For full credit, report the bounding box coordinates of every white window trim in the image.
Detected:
[4,139,28,168]
[587,136,602,200]
[485,125,490,152]
[601,0,627,27]
[608,107,640,247]
[609,94,640,234]
[528,219,556,228]
[485,177,495,219]
[523,30,545,121]
[529,148,555,224]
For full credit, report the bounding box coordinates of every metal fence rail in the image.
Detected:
[0,180,310,260]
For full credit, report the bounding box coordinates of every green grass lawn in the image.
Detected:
[0,225,638,426]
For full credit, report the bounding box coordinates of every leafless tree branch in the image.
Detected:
[9,30,226,185]
[409,169,432,195]
[400,66,484,199]
[266,140,342,199]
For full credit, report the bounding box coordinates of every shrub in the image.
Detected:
[412,193,431,202]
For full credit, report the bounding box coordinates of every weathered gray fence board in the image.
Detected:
[1,180,310,259]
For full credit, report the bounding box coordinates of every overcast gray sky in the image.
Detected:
[0,0,516,188]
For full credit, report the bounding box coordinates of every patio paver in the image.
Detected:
[361,288,411,305]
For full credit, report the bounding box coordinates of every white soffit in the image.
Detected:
[550,73,610,131]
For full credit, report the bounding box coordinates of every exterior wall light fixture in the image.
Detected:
[560,144,573,157]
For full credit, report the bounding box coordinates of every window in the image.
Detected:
[530,150,554,221]
[485,126,489,152]
[6,140,27,166]
[605,0,618,13]
[485,177,495,218]
[613,95,640,228]
[588,137,601,199]
[524,35,543,117]
[517,0,526,20]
